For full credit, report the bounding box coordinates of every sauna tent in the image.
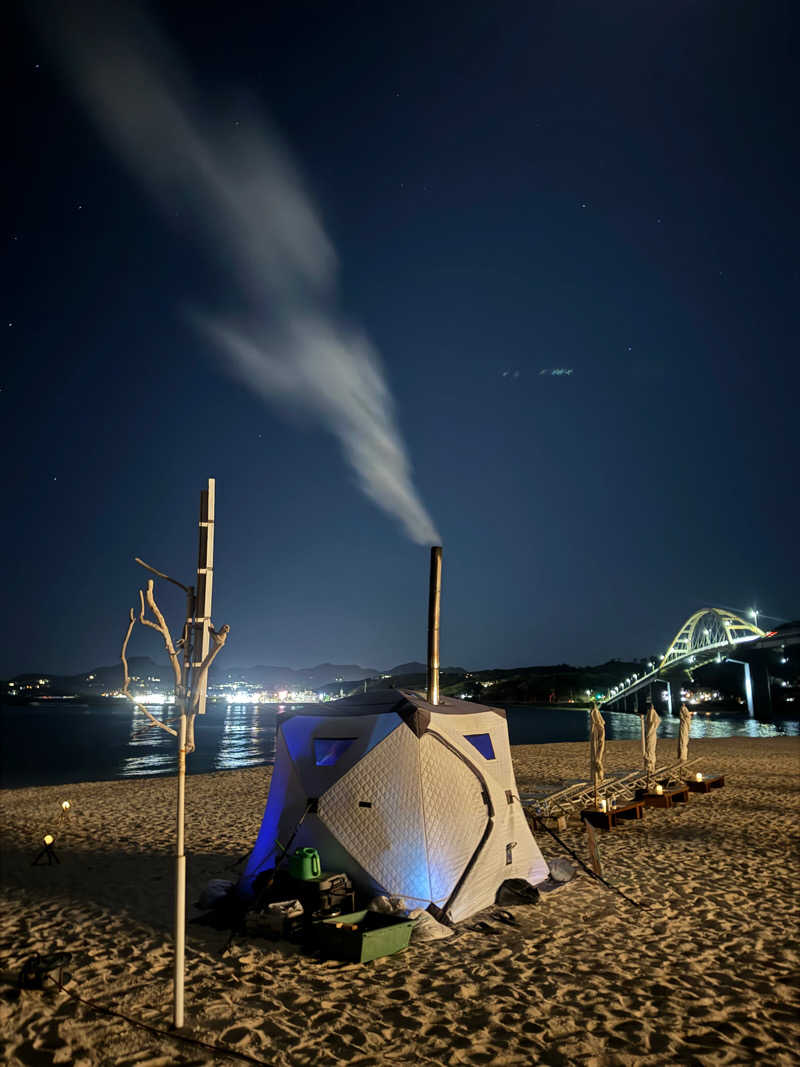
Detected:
[239,689,549,922]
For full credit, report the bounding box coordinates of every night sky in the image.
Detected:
[5,1,798,677]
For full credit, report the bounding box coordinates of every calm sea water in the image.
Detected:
[1,700,797,789]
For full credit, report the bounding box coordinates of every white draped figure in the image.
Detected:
[644,704,661,783]
[678,703,693,765]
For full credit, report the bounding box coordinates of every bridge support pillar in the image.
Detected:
[742,661,754,715]
[665,679,679,716]
[730,658,771,716]
[749,659,772,717]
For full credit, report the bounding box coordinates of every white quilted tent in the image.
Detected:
[239,689,549,922]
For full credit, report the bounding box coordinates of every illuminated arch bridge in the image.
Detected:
[600,608,765,708]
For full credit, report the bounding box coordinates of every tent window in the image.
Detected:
[313,738,356,766]
[464,733,496,760]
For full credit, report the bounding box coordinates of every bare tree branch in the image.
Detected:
[186,622,230,751]
[142,580,183,696]
[135,557,191,593]
[138,588,164,636]
[189,624,230,713]
[125,556,228,753]
[120,607,177,738]
[121,608,135,692]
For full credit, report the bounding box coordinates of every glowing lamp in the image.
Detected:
[695,772,703,782]
[655,784,664,795]
[599,798,607,812]
[43,834,54,846]
[61,800,71,812]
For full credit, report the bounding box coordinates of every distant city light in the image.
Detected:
[223,685,330,705]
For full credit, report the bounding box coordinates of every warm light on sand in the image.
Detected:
[3,737,798,1064]
[61,800,71,812]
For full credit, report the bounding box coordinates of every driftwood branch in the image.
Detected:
[138,589,164,636]
[141,581,183,697]
[120,607,177,738]
[123,565,229,754]
[134,557,191,593]
[190,624,231,714]
[186,622,231,752]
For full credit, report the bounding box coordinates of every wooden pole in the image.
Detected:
[173,478,215,1030]
[191,479,215,721]
[173,712,187,1029]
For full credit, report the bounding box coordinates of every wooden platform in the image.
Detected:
[686,774,725,794]
[581,799,645,830]
[642,785,690,808]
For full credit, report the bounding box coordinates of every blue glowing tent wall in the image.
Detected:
[240,690,549,922]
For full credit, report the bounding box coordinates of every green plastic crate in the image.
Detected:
[314,909,414,963]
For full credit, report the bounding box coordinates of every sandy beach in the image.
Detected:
[1,735,798,1066]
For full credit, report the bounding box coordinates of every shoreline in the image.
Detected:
[4,703,796,793]
[1,736,799,1065]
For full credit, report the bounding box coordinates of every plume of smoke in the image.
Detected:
[39,0,440,545]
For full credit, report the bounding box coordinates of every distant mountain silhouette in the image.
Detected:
[388,661,466,677]
[7,657,169,695]
[217,662,380,688]
[7,654,695,707]
[6,657,468,696]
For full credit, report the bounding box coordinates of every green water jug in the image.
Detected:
[289,847,321,880]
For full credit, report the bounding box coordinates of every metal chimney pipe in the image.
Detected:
[427,546,443,705]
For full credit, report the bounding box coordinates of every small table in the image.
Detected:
[581,799,644,830]
[581,807,614,830]
[642,785,690,809]
[686,774,725,794]
[611,799,645,824]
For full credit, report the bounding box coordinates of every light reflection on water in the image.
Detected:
[120,703,281,779]
[0,700,797,789]
[504,705,799,746]
[215,703,276,771]
[121,706,181,778]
